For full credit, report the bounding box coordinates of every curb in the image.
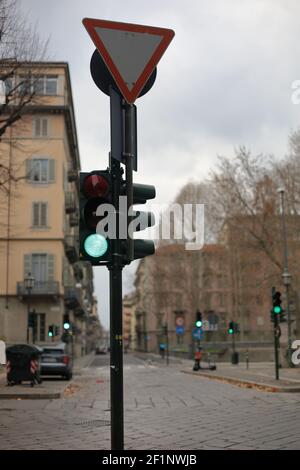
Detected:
[0,391,62,400]
[181,369,300,393]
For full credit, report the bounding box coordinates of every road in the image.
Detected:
[0,353,300,450]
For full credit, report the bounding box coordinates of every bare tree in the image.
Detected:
[0,0,48,138]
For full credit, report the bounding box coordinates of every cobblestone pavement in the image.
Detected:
[0,354,300,450]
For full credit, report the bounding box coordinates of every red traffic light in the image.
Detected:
[83,174,109,198]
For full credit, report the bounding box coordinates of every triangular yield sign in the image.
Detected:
[83,18,175,104]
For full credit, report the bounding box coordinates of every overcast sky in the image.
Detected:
[19,0,300,329]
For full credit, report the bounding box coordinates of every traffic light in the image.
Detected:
[79,171,111,265]
[48,325,54,337]
[63,314,70,330]
[228,321,234,335]
[271,291,286,323]
[124,182,156,263]
[195,310,202,328]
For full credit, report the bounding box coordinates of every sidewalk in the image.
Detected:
[181,362,300,392]
[0,351,95,400]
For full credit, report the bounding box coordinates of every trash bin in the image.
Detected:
[6,344,42,387]
[231,351,239,365]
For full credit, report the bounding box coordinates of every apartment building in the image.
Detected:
[0,62,100,356]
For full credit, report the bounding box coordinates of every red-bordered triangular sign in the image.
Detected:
[82,18,175,104]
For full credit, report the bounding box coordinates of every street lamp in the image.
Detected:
[277,188,293,364]
[24,272,35,344]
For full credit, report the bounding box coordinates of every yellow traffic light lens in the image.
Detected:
[84,233,108,258]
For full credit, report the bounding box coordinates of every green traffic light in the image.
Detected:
[195,320,202,328]
[48,332,53,337]
[84,233,108,258]
[228,328,234,334]
[274,306,282,314]
[63,322,70,330]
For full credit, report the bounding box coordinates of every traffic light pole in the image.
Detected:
[109,87,125,450]
[274,314,280,381]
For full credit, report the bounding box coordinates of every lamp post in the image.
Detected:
[24,272,35,344]
[278,188,293,364]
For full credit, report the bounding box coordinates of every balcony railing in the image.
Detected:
[17,281,59,297]
[64,234,79,264]
[69,211,79,227]
[67,168,78,182]
[64,286,81,308]
[65,191,77,214]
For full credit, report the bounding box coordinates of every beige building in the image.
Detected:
[0,62,101,356]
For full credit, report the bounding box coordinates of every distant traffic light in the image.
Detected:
[272,291,282,314]
[195,310,202,328]
[228,321,234,335]
[63,314,70,330]
[48,325,54,337]
[79,171,111,265]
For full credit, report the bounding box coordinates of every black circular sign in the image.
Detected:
[90,49,157,99]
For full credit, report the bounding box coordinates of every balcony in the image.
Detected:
[69,211,79,227]
[64,286,81,309]
[64,234,79,264]
[17,281,59,298]
[67,168,78,182]
[65,191,77,214]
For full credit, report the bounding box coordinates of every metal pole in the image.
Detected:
[27,289,30,344]
[274,315,280,380]
[278,189,292,364]
[109,86,124,450]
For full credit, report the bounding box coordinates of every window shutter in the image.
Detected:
[26,159,33,181]
[40,203,47,226]
[24,254,31,278]
[34,118,41,137]
[42,119,48,136]
[47,254,55,281]
[48,159,55,182]
[32,202,39,226]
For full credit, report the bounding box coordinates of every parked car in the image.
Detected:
[95,343,108,355]
[40,343,73,380]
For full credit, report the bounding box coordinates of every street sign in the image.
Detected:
[176,325,185,335]
[192,328,204,340]
[82,18,175,104]
[175,316,184,327]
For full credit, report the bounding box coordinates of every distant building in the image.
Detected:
[0,62,102,355]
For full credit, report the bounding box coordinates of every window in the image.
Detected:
[33,117,48,137]
[19,75,58,95]
[32,202,48,228]
[24,253,55,282]
[34,313,46,342]
[27,158,55,183]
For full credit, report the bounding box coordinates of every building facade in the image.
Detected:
[0,62,101,355]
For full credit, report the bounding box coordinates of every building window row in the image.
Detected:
[4,75,58,96]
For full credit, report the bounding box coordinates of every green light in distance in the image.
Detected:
[48,332,53,337]
[228,328,234,334]
[274,306,282,314]
[84,233,108,258]
[195,320,202,328]
[63,323,70,330]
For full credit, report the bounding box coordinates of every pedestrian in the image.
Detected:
[159,343,165,359]
[193,347,202,371]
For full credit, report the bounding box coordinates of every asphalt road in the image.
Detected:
[0,353,300,449]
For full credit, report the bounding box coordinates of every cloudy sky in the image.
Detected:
[19,0,300,329]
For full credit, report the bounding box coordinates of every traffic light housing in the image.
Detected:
[228,321,234,335]
[124,182,156,263]
[79,171,111,266]
[271,291,286,323]
[195,310,202,328]
[63,314,70,330]
[48,325,54,337]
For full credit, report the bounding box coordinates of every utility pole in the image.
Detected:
[278,188,292,365]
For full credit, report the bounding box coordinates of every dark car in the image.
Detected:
[40,343,73,380]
